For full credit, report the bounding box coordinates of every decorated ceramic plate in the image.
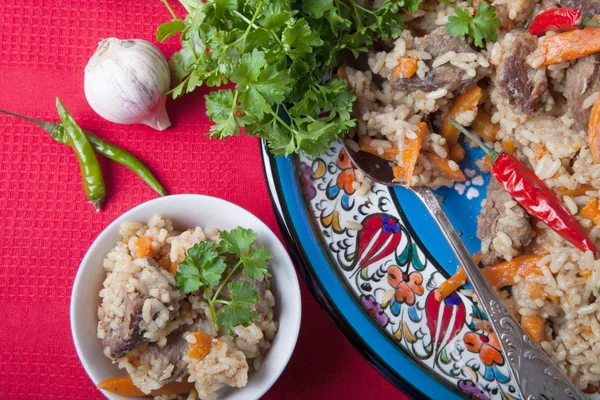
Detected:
[260,139,527,400]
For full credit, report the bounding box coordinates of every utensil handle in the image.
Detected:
[412,187,584,400]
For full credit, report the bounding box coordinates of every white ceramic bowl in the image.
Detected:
[70,194,302,400]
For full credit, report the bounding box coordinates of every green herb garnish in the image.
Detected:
[442,1,500,48]
[174,227,272,333]
[157,0,422,156]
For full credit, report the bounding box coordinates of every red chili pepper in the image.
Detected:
[449,119,599,258]
[529,8,600,36]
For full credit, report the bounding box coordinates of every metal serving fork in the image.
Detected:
[341,137,585,400]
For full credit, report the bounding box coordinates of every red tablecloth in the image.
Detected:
[0,1,409,399]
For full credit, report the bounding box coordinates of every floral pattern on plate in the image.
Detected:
[296,141,520,400]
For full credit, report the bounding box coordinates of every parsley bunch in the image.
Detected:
[174,227,272,333]
[442,0,500,48]
[157,0,421,156]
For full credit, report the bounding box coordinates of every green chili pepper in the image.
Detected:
[0,109,167,197]
[56,98,106,211]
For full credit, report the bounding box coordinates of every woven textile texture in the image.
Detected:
[0,1,407,399]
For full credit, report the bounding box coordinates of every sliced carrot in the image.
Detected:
[557,185,594,197]
[435,268,467,301]
[534,144,548,160]
[402,122,427,187]
[337,67,352,90]
[532,27,600,67]
[449,144,465,162]
[435,254,543,301]
[479,155,493,173]
[580,269,593,279]
[581,325,593,335]
[170,260,179,275]
[502,139,516,153]
[526,282,558,302]
[472,109,499,143]
[483,254,543,288]
[423,153,466,182]
[393,56,419,78]
[358,137,399,161]
[188,331,213,359]
[521,315,546,344]
[440,85,483,147]
[98,376,194,397]
[392,166,404,180]
[589,88,600,164]
[157,253,172,272]
[580,197,600,226]
[135,235,155,259]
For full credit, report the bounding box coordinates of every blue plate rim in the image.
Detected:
[260,141,468,400]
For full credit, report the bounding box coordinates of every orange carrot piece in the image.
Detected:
[393,57,418,78]
[580,197,600,226]
[502,139,516,153]
[532,27,600,67]
[435,268,467,301]
[135,235,155,259]
[98,376,194,397]
[521,315,546,344]
[402,122,427,187]
[423,153,466,182]
[358,138,399,161]
[481,155,493,173]
[392,166,404,180]
[157,254,172,272]
[580,269,593,279]
[589,88,600,164]
[472,109,499,143]
[481,254,543,288]
[337,67,351,90]
[557,185,594,197]
[188,331,213,359]
[435,254,543,301]
[534,144,548,160]
[434,255,481,301]
[440,86,483,146]
[449,144,465,162]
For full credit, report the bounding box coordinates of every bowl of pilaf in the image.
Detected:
[70,195,301,400]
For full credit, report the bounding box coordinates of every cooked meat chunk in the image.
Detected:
[103,295,146,359]
[495,32,548,115]
[559,0,600,13]
[143,326,192,384]
[385,28,491,93]
[477,179,533,266]
[564,54,600,131]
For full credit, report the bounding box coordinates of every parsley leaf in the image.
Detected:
[228,280,260,304]
[156,20,185,42]
[175,241,227,291]
[174,261,202,293]
[218,227,257,255]
[302,0,335,18]
[205,90,240,138]
[216,281,259,332]
[242,246,272,279]
[446,2,500,48]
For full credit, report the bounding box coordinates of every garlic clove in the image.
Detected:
[84,38,171,131]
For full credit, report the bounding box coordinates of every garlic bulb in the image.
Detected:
[84,38,171,130]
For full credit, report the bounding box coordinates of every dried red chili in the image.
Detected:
[529,8,600,36]
[449,119,599,258]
